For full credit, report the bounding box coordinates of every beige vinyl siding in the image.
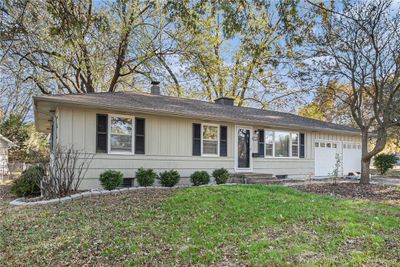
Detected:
[253,158,314,178]
[57,107,235,188]
[58,107,235,157]
[56,106,361,189]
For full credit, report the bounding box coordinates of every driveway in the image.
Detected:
[371,177,400,186]
[283,176,400,187]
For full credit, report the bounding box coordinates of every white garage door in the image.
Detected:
[342,143,362,175]
[314,141,341,176]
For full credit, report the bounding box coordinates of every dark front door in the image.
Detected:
[237,128,251,168]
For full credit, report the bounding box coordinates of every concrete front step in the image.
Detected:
[230,177,280,184]
[234,173,274,179]
[230,172,304,184]
[243,175,275,179]
[246,177,279,184]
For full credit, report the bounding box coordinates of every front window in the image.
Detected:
[265,131,274,157]
[275,131,290,157]
[202,124,219,155]
[264,130,299,158]
[110,116,133,153]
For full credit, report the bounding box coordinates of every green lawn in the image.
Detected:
[1,185,399,266]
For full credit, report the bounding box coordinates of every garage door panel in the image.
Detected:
[314,141,341,176]
[343,143,361,175]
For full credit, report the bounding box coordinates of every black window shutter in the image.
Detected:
[220,126,227,157]
[300,133,305,158]
[50,123,54,151]
[258,129,265,157]
[192,123,201,156]
[96,114,108,153]
[135,118,145,154]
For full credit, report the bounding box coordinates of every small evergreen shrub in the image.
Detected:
[373,154,398,174]
[11,165,45,196]
[99,170,123,190]
[212,168,230,184]
[136,168,157,187]
[190,171,210,186]
[158,170,181,187]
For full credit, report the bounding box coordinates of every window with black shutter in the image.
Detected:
[96,114,108,153]
[135,118,145,154]
[220,126,227,157]
[258,129,264,157]
[300,133,305,158]
[192,123,201,156]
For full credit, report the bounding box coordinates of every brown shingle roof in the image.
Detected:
[34,92,360,134]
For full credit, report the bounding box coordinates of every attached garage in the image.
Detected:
[314,140,361,177]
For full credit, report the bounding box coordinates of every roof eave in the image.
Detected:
[33,96,361,136]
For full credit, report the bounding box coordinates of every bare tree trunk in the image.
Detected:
[360,158,370,184]
[360,130,370,184]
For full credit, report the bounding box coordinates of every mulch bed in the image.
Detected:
[292,182,400,202]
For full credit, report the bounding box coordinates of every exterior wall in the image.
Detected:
[56,106,361,189]
[252,131,360,178]
[0,139,9,178]
[57,107,236,189]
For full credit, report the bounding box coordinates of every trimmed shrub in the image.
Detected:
[99,170,123,190]
[136,168,157,187]
[373,154,398,174]
[158,170,181,187]
[190,171,210,186]
[11,165,45,197]
[212,168,230,184]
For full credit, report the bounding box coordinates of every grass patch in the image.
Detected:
[1,185,399,266]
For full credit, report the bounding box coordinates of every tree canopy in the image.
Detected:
[166,0,315,108]
[0,0,316,110]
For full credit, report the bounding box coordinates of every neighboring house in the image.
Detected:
[33,83,362,189]
[0,134,15,180]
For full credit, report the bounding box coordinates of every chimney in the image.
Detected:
[150,81,160,95]
[214,96,235,106]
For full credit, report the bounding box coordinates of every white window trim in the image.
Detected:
[264,129,300,159]
[108,114,135,155]
[201,123,220,157]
